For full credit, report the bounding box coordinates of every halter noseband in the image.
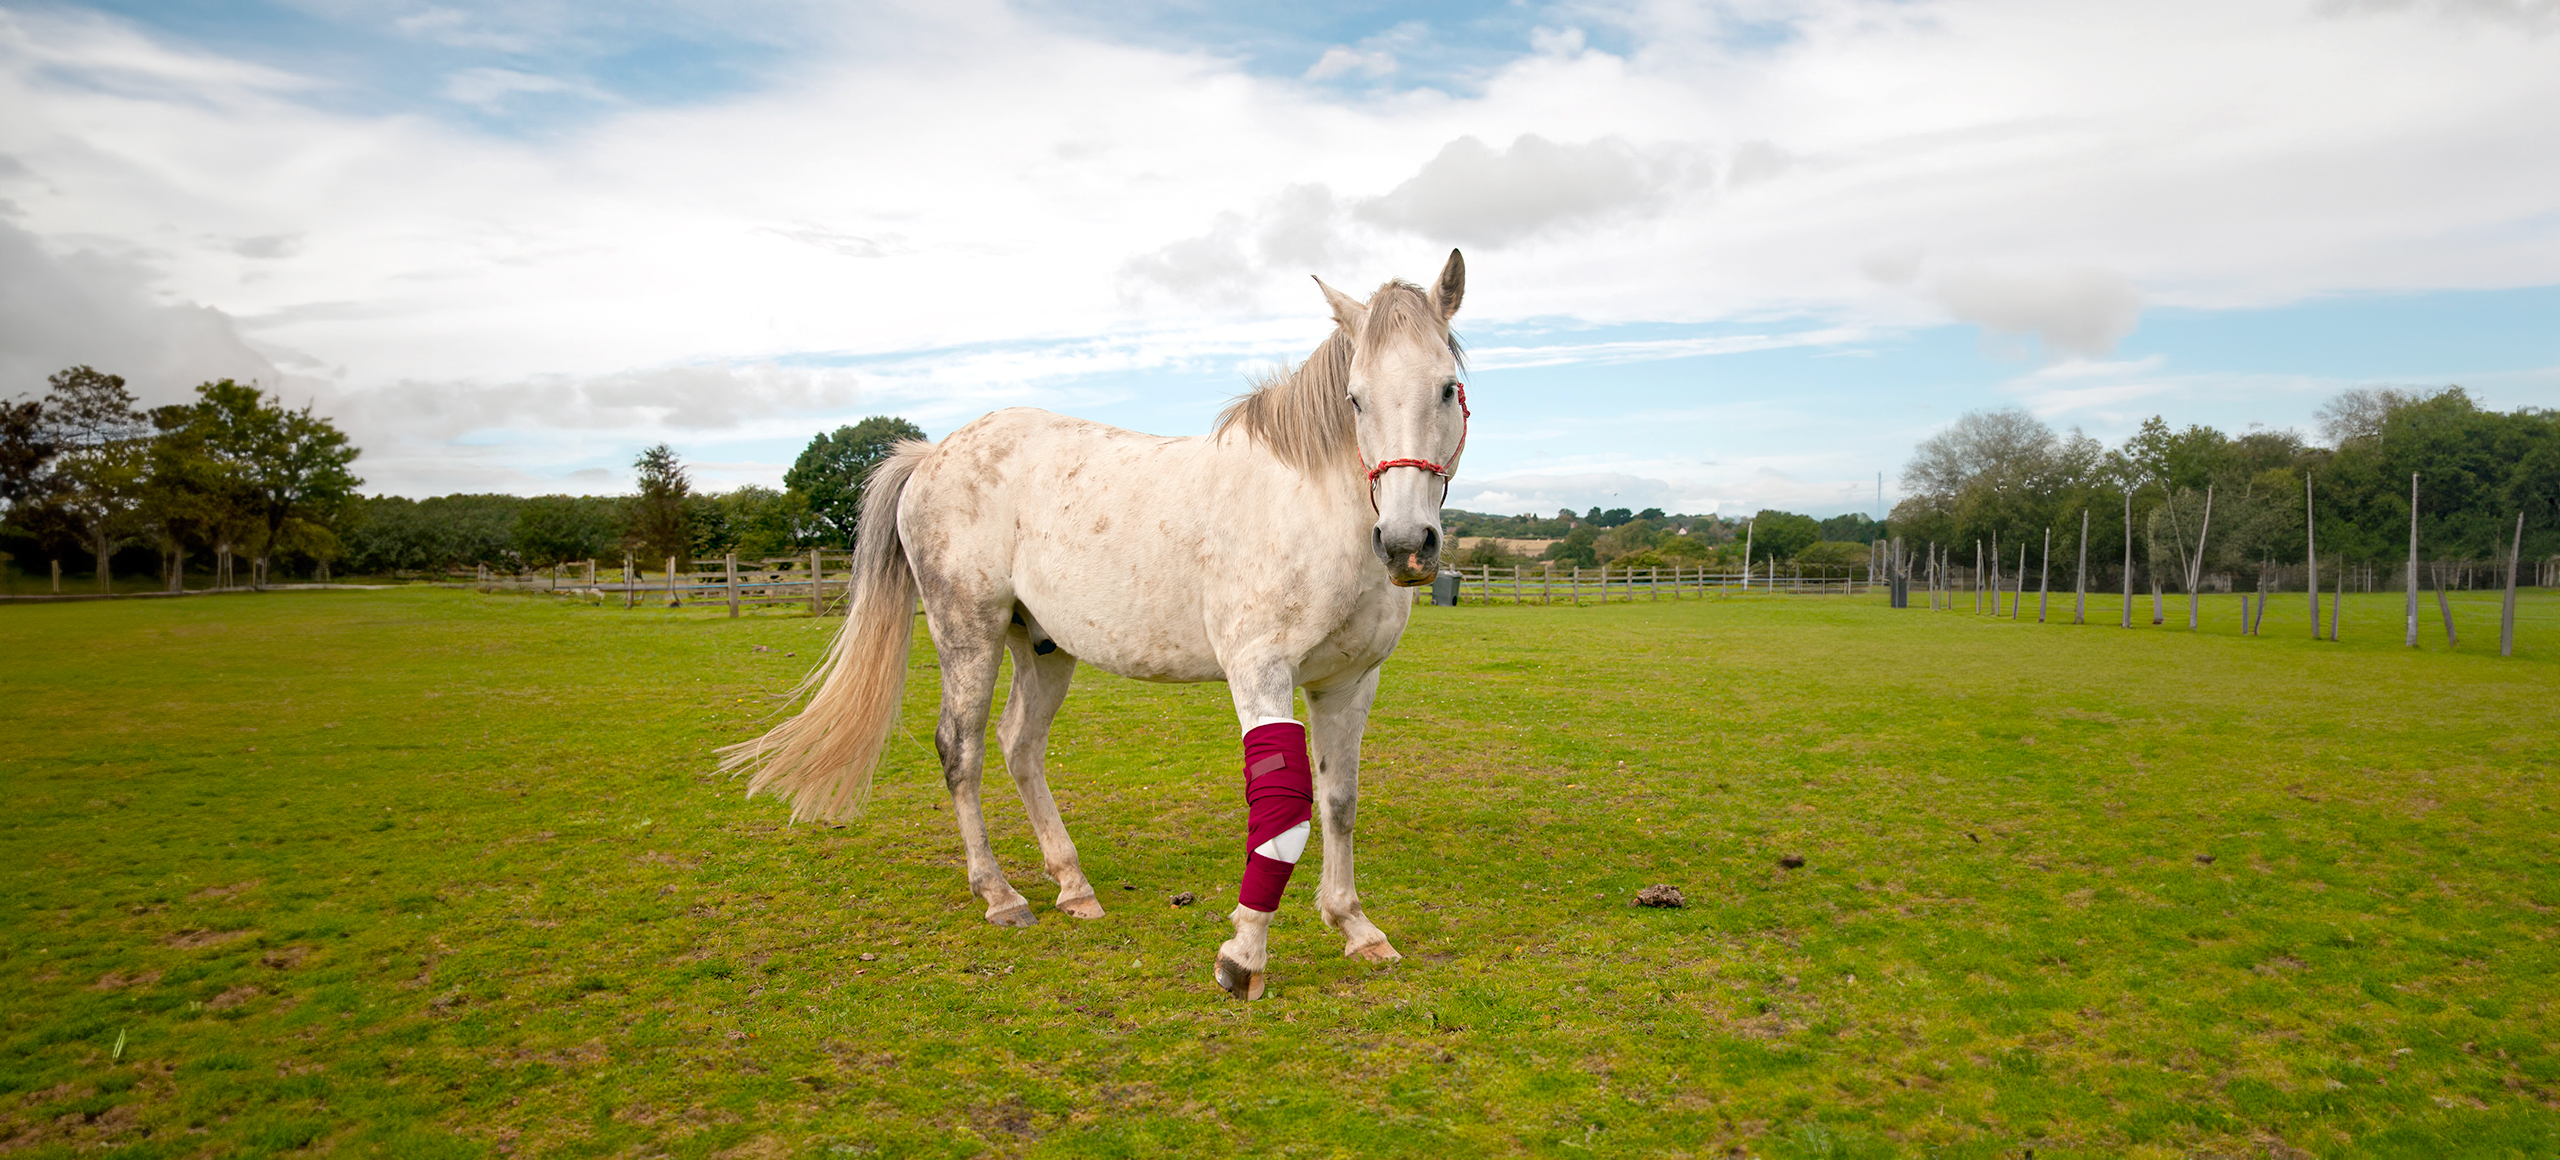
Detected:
[1360,382,1468,513]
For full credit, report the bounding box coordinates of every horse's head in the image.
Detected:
[1319,249,1466,588]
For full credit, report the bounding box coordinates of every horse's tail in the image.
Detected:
[720,440,932,822]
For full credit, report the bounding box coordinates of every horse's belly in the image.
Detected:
[1014,558,1226,682]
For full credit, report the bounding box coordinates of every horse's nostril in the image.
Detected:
[1420,526,1439,555]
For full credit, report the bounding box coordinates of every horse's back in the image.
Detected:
[901,409,1232,680]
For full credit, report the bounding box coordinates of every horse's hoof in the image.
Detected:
[1055,894,1105,920]
[1214,955,1266,1001]
[986,904,1038,928]
[1347,938,1402,963]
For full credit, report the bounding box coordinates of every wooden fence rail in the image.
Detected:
[455,554,2558,617]
[1426,563,1879,605]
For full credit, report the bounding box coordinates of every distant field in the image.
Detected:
[3,587,2556,1158]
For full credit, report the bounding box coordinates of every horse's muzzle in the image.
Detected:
[1373,523,1440,587]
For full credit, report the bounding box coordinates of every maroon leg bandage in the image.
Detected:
[1237,720,1314,913]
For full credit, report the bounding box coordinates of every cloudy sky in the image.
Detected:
[4,0,2557,516]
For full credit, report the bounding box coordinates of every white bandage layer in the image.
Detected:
[1252,819,1311,864]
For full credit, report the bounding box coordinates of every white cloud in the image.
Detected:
[1932,265,2143,360]
[1305,46,1395,82]
[0,219,284,406]
[1355,134,1711,248]
[441,67,607,110]
[3,0,2559,493]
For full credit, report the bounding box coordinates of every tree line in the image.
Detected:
[336,416,921,576]
[0,362,930,588]
[1,367,362,590]
[1889,387,2559,586]
[1445,507,1885,571]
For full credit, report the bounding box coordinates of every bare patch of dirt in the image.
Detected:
[259,946,311,970]
[163,929,252,949]
[191,881,261,901]
[88,970,162,992]
[207,985,260,1009]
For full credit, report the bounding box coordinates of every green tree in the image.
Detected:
[630,444,693,566]
[514,496,624,568]
[139,405,245,590]
[786,417,926,546]
[158,380,362,583]
[1542,524,1600,567]
[38,367,151,591]
[1747,510,1820,564]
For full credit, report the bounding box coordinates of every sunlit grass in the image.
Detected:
[2,586,2555,1158]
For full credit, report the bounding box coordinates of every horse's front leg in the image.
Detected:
[1307,666,1399,962]
[1212,656,1305,1001]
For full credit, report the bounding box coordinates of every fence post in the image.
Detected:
[1514,564,1522,605]
[2406,473,2421,648]
[808,549,822,615]
[2505,514,2524,656]
[1543,566,1552,606]
[1599,562,1608,603]
[1571,567,1580,606]
[726,553,740,618]
[667,556,680,607]
[623,553,634,610]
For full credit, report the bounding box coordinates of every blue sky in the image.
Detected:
[4,0,2557,515]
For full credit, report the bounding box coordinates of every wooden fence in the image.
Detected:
[1426,563,1878,605]
[459,552,856,616]
[459,552,2557,620]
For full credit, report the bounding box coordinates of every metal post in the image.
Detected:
[668,556,680,607]
[2306,473,2320,639]
[2406,473,2420,648]
[2503,512,2523,657]
[726,552,740,618]
[2038,526,2051,623]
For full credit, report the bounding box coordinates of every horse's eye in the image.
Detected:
[1347,393,1362,412]
[1441,383,1456,403]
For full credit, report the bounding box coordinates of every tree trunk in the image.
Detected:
[92,534,111,594]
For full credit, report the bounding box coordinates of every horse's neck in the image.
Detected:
[1206,431,1376,565]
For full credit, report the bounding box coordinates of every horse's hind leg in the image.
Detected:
[997,632,1101,918]
[929,614,1037,927]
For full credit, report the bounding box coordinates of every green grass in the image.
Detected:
[3,586,2557,1158]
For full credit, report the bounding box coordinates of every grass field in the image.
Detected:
[4,586,2558,1158]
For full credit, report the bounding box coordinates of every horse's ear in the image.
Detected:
[1430,249,1465,321]
[1314,276,1368,333]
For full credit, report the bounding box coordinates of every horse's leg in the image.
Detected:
[997,633,1101,919]
[1213,657,1303,1000]
[1307,665,1399,962]
[932,621,1037,928]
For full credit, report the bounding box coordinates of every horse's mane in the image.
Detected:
[1214,279,1464,475]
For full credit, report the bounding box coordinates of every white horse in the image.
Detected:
[724,251,1469,1000]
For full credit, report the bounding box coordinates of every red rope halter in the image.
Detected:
[1362,382,1468,512]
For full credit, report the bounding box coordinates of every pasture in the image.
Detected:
[3,587,2557,1158]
